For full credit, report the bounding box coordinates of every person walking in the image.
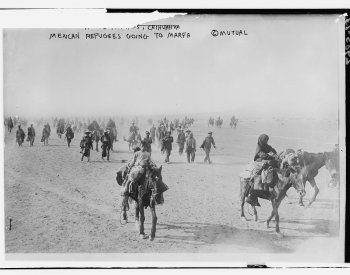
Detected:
[162,131,173,163]
[200,131,216,164]
[185,132,196,163]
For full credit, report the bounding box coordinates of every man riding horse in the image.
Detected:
[118,141,168,240]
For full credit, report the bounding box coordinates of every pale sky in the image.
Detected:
[3,15,343,119]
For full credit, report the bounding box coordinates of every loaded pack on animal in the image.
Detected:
[239,162,305,233]
[116,141,168,241]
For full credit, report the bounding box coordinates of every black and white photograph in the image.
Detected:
[1,12,346,266]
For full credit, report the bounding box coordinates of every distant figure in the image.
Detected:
[16,125,25,146]
[64,124,74,147]
[185,132,196,163]
[7,117,14,133]
[100,130,112,161]
[200,131,216,164]
[80,131,93,161]
[41,123,51,145]
[162,131,174,163]
[143,131,153,155]
[176,128,186,155]
[27,124,36,146]
[129,121,138,135]
[150,125,156,143]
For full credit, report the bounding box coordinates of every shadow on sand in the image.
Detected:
[156,218,339,253]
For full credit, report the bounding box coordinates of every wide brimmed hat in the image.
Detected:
[208,131,213,134]
[145,131,150,134]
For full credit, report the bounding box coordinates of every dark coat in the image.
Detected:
[162,136,173,151]
[254,134,277,161]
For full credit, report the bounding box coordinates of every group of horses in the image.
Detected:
[208,116,238,129]
[208,116,223,128]
[239,148,340,233]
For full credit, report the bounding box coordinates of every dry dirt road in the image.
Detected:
[4,117,342,263]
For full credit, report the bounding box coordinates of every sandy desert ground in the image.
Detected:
[3,115,343,263]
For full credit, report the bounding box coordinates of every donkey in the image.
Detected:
[240,168,305,233]
[117,166,168,241]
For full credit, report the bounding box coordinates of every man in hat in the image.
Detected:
[185,132,196,163]
[27,123,36,146]
[162,131,174,163]
[80,131,93,161]
[101,129,112,160]
[143,131,153,155]
[200,131,216,164]
[176,127,186,155]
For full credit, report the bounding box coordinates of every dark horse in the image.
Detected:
[240,168,305,233]
[117,166,168,241]
[297,150,340,207]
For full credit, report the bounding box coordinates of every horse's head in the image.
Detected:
[150,165,163,183]
[289,170,306,197]
[324,151,340,188]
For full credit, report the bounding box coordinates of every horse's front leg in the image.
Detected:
[149,204,157,241]
[275,207,280,233]
[299,181,306,207]
[139,203,146,239]
[306,178,319,207]
[135,201,140,231]
[266,200,276,229]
